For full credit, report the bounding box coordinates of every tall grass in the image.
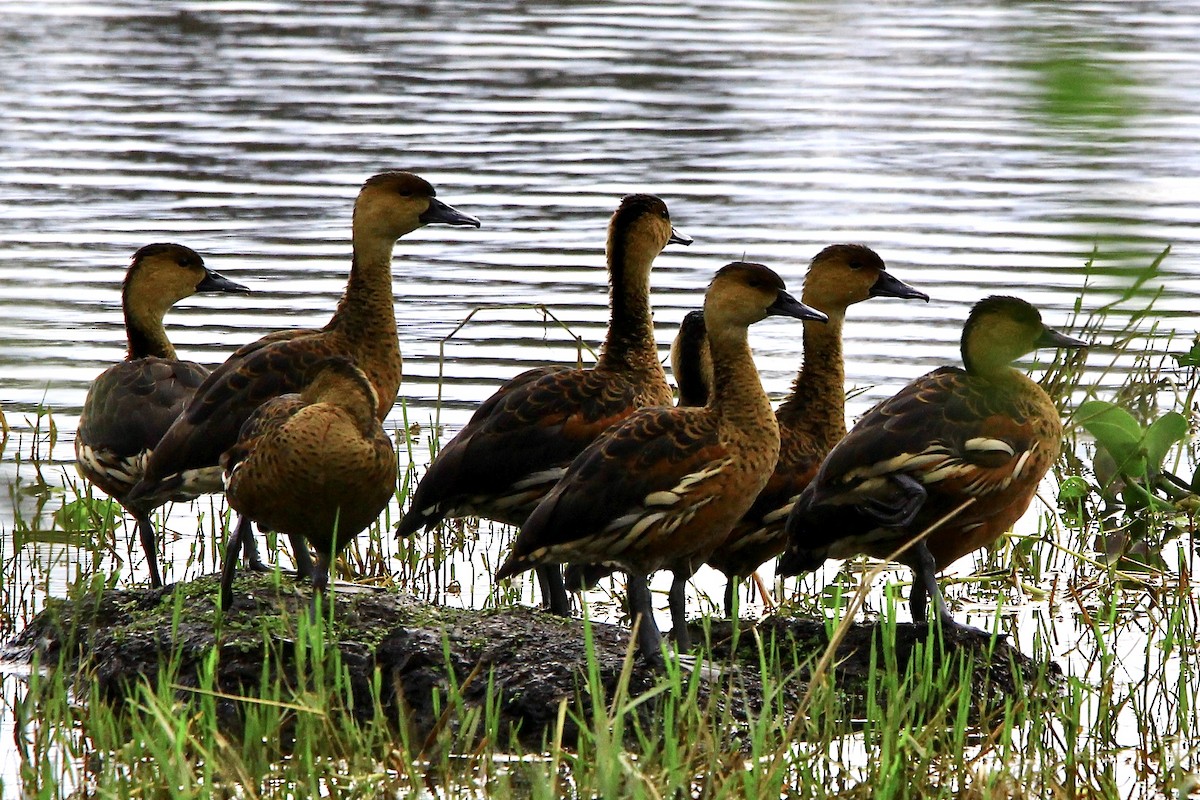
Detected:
[2,253,1199,799]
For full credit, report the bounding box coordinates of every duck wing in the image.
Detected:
[783,366,1040,571]
[496,406,724,577]
[398,364,646,533]
[128,332,330,506]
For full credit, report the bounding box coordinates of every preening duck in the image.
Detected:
[220,357,397,612]
[779,295,1087,631]
[706,244,927,615]
[395,194,690,615]
[124,172,477,575]
[75,243,248,587]
[496,262,827,664]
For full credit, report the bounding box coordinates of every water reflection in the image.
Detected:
[0,0,1198,620]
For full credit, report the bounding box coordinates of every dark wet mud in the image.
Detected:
[4,574,1057,747]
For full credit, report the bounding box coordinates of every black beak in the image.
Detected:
[197,268,249,294]
[668,227,693,246]
[769,290,828,323]
[420,197,482,228]
[869,271,929,302]
[1037,326,1088,350]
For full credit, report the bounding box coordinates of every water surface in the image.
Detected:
[1,0,1199,791]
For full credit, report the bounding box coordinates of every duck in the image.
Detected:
[670,309,711,409]
[395,193,690,616]
[75,243,248,587]
[779,295,1087,632]
[560,308,711,592]
[124,172,478,578]
[706,244,928,615]
[496,262,828,665]
[220,356,397,612]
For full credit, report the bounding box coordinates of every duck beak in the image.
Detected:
[197,268,250,294]
[1037,326,1088,349]
[769,290,829,323]
[668,227,694,246]
[421,197,482,228]
[870,271,929,302]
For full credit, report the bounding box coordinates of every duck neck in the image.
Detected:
[123,296,175,361]
[777,310,847,447]
[324,233,402,420]
[597,240,659,374]
[707,324,774,431]
[327,236,398,339]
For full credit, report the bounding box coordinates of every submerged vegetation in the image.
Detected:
[2,252,1199,799]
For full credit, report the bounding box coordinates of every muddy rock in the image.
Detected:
[3,574,1057,746]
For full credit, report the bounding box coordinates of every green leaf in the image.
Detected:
[1057,475,1090,502]
[1075,400,1147,476]
[1173,339,1200,368]
[1143,412,1189,470]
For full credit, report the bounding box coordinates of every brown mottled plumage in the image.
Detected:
[707,244,928,615]
[396,194,690,615]
[220,357,397,612]
[496,262,828,664]
[124,172,477,572]
[780,295,1087,631]
[75,243,247,587]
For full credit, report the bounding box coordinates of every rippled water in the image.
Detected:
[1,0,1199,790]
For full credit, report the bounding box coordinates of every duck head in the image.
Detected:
[704,261,828,331]
[961,295,1088,376]
[801,244,928,316]
[353,171,480,244]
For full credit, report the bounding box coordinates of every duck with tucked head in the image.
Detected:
[396,194,690,615]
[220,357,397,613]
[706,244,927,615]
[75,243,248,587]
[779,295,1087,632]
[496,262,827,665]
[124,172,478,579]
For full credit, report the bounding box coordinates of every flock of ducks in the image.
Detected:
[74,171,1088,665]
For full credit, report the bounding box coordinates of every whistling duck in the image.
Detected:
[779,295,1087,631]
[707,244,928,615]
[125,172,477,576]
[75,243,248,587]
[561,308,711,592]
[671,309,711,409]
[496,262,828,664]
[395,194,690,615]
[220,357,397,612]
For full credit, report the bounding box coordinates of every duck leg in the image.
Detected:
[238,515,268,572]
[625,573,664,666]
[134,512,164,588]
[537,564,571,616]
[669,574,691,651]
[309,552,332,619]
[723,578,739,619]
[909,539,958,630]
[219,515,251,609]
[289,533,315,580]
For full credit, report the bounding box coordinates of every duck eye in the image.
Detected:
[848,260,863,270]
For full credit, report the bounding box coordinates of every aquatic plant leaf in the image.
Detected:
[1142,412,1189,471]
[1173,339,1200,368]
[1075,400,1146,477]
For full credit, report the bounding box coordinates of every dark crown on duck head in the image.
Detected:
[612,194,671,228]
[129,242,204,270]
[362,171,436,197]
[712,261,786,291]
[812,243,886,271]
